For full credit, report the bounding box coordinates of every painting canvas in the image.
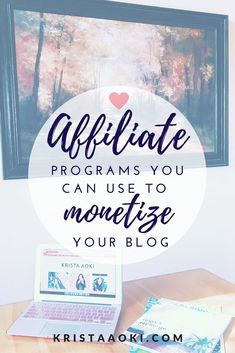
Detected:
[0,1,228,178]
[14,10,216,162]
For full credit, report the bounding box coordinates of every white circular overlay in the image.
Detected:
[29,86,206,264]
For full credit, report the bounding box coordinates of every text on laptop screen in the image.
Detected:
[40,249,116,299]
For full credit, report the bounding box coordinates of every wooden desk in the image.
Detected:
[0,269,234,353]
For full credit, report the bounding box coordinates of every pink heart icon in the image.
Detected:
[109,92,129,109]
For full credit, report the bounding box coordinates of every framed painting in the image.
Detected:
[0,0,228,179]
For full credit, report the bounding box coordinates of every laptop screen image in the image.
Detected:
[34,247,122,304]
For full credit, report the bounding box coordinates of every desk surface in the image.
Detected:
[0,269,235,353]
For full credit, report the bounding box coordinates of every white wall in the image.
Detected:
[0,0,235,305]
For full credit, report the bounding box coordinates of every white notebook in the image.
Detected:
[123,297,231,353]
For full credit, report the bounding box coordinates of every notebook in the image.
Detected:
[129,298,225,353]
[123,297,231,353]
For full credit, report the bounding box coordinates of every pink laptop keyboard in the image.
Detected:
[23,302,116,324]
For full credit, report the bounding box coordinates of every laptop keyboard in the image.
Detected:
[23,302,116,324]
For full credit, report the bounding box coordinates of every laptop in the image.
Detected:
[7,245,122,341]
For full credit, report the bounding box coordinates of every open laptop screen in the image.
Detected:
[39,248,117,300]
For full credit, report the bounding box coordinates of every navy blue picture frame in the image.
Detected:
[0,0,229,179]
